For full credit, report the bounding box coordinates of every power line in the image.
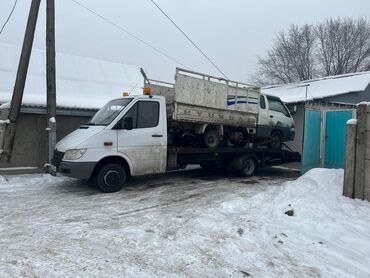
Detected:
[148,0,229,80]
[0,0,18,35]
[69,0,189,69]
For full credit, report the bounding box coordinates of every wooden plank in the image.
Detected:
[365,159,370,201]
[354,104,367,200]
[343,123,357,198]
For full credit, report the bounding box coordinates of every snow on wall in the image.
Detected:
[262,71,370,104]
[0,43,144,109]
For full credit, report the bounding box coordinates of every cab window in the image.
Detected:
[267,97,290,117]
[260,96,266,109]
[117,101,159,129]
[137,101,159,128]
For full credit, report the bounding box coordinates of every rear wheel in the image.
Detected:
[239,156,257,177]
[96,163,127,193]
[203,130,220,148]
[269,131,283,149]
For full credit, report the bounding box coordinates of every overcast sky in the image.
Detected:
[1,0,370,83]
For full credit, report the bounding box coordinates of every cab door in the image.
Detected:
[116,99,167,175]
[257,95,271,138]
[266,96,292,129]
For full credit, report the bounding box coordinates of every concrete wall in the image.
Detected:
[343,103,370,201]
[0,112,91,170]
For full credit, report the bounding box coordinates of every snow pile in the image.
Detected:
[347,119,357,125]
[357,101,370,106]
[0,119,10,124]
[0,102,10,109]
[207,168,370,277]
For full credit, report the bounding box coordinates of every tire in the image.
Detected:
[203,130,220,148]
[269,131,283,149]
[96,163,127,193]
[239,156,257,177]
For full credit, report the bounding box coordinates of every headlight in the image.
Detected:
[63,149,87,161]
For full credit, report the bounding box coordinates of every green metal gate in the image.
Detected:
[324,110,354,169]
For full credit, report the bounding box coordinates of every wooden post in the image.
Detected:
[354,104,368,200]
[46,0,57,163]
[0,0,41,162]
[343,121,357,198]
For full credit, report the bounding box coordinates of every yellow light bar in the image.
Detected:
[122,92,129,97]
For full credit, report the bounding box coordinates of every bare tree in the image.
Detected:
[316,18,370,75]
[255,24,316,85]
[254,17,370,85]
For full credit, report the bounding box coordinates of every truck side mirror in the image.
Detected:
[288,105,297,116]
[123,117,133,130]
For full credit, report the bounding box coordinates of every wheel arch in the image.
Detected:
[91,156,132,179]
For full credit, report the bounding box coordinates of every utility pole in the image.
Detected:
[0,0,41,162]
[46,0,57,163]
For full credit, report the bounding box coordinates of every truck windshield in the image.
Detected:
[88,98,133,126]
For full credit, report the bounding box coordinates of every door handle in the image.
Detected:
[270,115,274,118]
[152,134,163,138]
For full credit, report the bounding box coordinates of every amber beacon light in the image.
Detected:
[143,87,151,95]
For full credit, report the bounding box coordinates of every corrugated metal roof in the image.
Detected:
[0,43,144,110]
[262,71,370,103]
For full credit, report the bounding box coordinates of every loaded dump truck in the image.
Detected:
[145,68,294,149]
[52,68,298,193]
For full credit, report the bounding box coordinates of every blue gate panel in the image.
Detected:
[324,110,353,169]
[302,109,321,174]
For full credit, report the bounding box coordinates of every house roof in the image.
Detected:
[0,43,143,110]
[261,71,370,104]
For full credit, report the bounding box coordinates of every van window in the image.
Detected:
[119,101,159,129]
[88,98,132,126]
[267,97,290,117]
[260,96,266,109]
[137,101,159,128]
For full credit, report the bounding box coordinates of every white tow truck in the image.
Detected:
[53,69,298,192]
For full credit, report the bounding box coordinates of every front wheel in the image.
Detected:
[269,131,283,149]
[96,163,127,193]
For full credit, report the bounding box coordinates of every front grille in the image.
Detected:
[53,150,65,167]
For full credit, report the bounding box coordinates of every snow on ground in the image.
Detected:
[0,168,369,277]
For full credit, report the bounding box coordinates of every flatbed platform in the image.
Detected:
[167,146,301,174]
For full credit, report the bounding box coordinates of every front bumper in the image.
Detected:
[58,161,96,180]
[286,128,295,141]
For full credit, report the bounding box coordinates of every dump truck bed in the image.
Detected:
[146,68,261,128]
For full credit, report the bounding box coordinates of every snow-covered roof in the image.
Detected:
[262,71,370,104]
[0,43,143,110]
